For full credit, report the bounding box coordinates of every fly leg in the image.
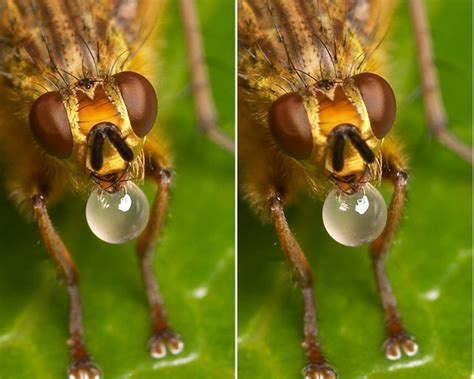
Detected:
[369,151,418,360]
[269,194,336,379]
[32,193,100,379]
[179,0,234,153]
[409,0,472,164]
[136,145,183,359]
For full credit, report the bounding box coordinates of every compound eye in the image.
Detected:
[114,71,157,137]
[353,72,396,139]
[268,92,313,159]
[29,91,73,158]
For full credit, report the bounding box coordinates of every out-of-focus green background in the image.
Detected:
[0,1,234,378]
[238,1,472,378]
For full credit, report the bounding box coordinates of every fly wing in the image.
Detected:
[109,0,165,48]
[107,0,166,79]
[344,0,398,69]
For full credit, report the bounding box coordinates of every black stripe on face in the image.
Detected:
[332,132,346,172]
[330,124,376,172]
[88,122,134,172]
[105,127,134,162]
[90,131,105,171]
[347,130,375,163]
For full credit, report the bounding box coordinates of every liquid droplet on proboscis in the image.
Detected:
[322,183,387,247]
[86,181,150,244]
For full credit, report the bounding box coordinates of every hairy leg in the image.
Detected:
[179,0,234,153]
[409,0,472,164]
[269,194,335,379]
[33,193,100,379]
[369,152,418,360]
[136,144,183,359]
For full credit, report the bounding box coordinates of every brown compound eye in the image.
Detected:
[353,72,396,139]
[29,91,73,158]
[113,71,157,137]
[268,92,313,160]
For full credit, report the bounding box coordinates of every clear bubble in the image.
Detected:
[86,181,150,244]
[322,183,387,247]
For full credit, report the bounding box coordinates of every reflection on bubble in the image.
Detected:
[86,181,150,244]
[322,183,387,247]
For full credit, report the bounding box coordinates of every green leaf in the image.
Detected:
[238,1,472,378]
[0,1,234,378]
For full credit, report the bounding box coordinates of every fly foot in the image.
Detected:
[383,332,418,360]
[149,329,184,359]
[303,362,337,379]
[68,358,101,379]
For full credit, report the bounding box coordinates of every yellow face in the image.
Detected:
[29,71,158,192]
[268,73,396,193]
[66,79,144,188]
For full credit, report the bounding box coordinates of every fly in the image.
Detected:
[238,0,470,378]
[0,0,232,378]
